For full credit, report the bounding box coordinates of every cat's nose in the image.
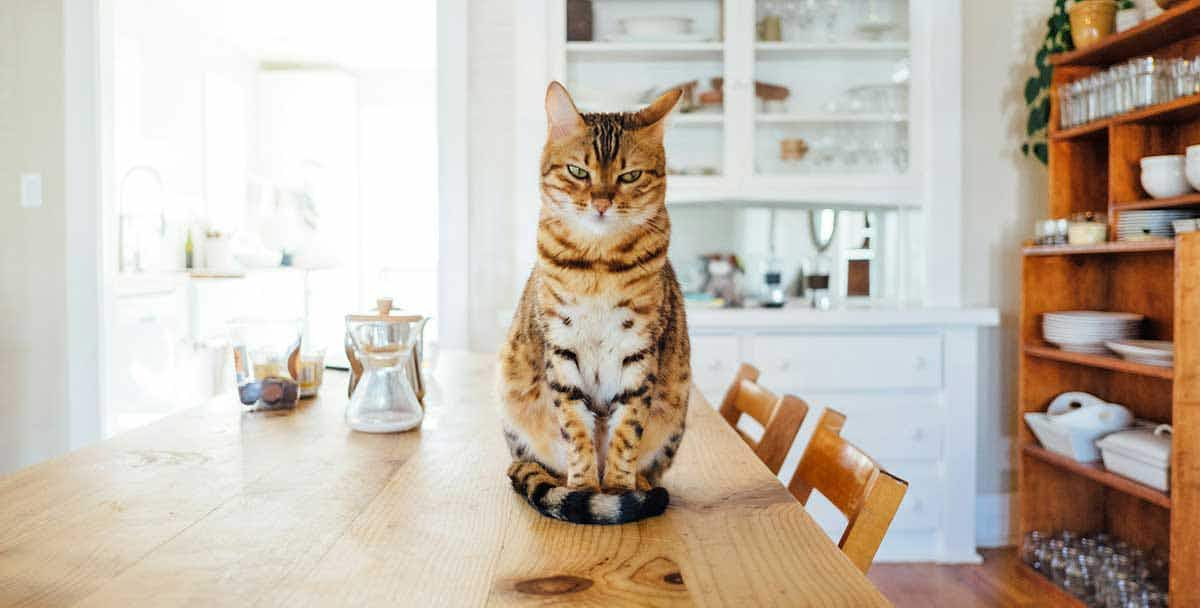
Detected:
[593,197,612,216]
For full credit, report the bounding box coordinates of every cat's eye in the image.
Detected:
[566,164,590,179]
[618,170,642,184]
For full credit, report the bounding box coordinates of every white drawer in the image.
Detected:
[749,334,942,391]
[689,333,741,391]
[797,395,944,463]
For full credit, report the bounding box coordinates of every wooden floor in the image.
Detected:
[869,548,1050,607]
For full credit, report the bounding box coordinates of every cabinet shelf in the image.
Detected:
[1051,0,1200,67]
[1049,94,1200,141]
[755,113,907,124]
[671,113,724,125]
[1113,193,1200,212]
[1023,444,1171,509]
[1023,343,1174,380]
[755,41,909,56]
[565,41,723,60]
[1022,240,1175,256]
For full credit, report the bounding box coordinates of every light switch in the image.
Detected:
[20,173,42,208]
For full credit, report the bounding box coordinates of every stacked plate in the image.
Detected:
[1043,311,1143,354]
[1106,339,1173,367]
[1117,209,1200,241]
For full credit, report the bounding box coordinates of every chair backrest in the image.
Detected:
[717,364,809,474]
[787,408,908,574]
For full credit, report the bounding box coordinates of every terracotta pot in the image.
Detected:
[1069,1,1117,50]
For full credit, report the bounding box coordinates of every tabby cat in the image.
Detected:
[498,82,692,525]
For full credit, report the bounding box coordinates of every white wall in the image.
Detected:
[961,0,1050,545]
[0,0,70,474]
[466,0,520,351]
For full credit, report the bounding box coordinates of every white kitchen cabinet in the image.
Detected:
[513,0,965,308]
[688,306,997,563]
[516,0,961,206]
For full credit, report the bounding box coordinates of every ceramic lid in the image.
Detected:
[346,298,423,323]
[1096,425,1172,467]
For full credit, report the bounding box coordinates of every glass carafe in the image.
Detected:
[344,301,427,433]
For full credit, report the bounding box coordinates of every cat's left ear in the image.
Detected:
[634,88,683,136]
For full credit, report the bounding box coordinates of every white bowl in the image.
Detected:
[1186,145,1200,191]
[1140,154,1193,199]
[620,16,694,38]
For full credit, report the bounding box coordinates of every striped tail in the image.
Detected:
[507,461,669,525]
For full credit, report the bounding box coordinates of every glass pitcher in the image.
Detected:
[344,299,428,433]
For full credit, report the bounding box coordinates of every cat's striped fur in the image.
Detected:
[499,82,691,525]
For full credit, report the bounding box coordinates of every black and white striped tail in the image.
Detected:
[507,461,669,525]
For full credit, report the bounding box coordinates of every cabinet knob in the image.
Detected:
[707,360,723,372]
[909,428,924,442]
[914,356,928,371]
[776,360,792,372]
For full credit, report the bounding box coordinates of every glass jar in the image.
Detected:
[1100,70,1116,118]
[1059,84,1075,129]
[1021,531,1045,569]
[1131,57,1165,108]
[1071,79,1087,126]
[1169,57,1192,101]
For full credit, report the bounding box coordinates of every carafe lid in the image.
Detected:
[346,298,424,323]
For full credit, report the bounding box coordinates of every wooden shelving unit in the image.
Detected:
[1022,7,1200,603]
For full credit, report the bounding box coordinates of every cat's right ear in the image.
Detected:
[545,81,585,141]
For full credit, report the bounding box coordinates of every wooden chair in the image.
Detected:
[717,364,809,475]
[787,408,908,574]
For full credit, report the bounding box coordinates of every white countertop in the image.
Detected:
[685,304,1000,328]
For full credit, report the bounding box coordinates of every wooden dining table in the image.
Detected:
[0,352,889,607]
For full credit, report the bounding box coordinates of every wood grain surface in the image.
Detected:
[0,352,888,607]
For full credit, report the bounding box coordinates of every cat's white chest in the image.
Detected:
[548,296,644,407]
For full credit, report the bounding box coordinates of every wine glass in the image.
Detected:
[818,0,840,42]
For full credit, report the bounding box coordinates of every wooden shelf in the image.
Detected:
[1022,240,1175,256]
[1114,192,1200,212]
[1050,94,1200,141]
[1023,444,1172,510]
[1051,0,1200,66]
[1023,343,1174,380]
[1015,563,1087,608]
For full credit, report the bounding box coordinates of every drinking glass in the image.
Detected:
[818,0,840,41]
[1022,531,1045,569]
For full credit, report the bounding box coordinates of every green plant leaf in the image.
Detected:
[1035,48,1048,70]
[1033,142,1048,164]
[1025,77,1041,104]
[1022,142,1030,156]
[1027,98,1049,135]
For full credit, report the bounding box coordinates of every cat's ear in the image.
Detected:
[545,81,586,141]
[634,88,683,134]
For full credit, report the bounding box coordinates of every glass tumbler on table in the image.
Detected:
[230,319,303,411]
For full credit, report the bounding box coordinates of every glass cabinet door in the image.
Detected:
[751,0,910,177]
[563,0,726,177]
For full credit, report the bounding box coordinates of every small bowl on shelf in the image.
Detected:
[1140,154,1193,199]
[1185,144,1200,191]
